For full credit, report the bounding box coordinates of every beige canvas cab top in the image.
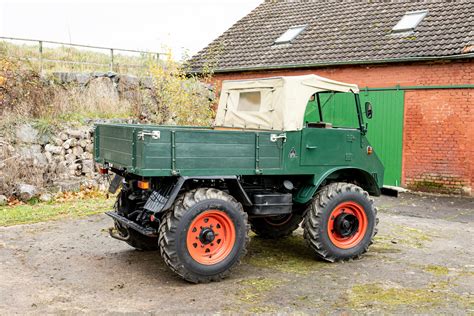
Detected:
[214,74,359,131]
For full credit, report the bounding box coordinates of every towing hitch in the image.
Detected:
[105,211,158,237]
[108,226,130,241]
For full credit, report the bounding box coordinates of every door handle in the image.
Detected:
[306,145,318,150]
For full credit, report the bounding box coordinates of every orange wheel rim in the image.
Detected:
[327,202,368,249]
[186,210,236,265]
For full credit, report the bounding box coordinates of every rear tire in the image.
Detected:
[114,221,158,251]
[250,213,304,239]
[113,188,158,251]
[126,230,159,251]
[303,182,377,262]
[159,188,249,283]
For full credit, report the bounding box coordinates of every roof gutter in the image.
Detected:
[363,84,474,92]
[191,53,474,74]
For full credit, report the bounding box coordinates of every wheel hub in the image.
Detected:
[334,213,358,237]
[199,227,216,244]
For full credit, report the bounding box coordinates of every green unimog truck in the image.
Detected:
[95,74,383,283]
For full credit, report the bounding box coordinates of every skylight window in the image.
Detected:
[392,10,428,32]
[274,25,306,44]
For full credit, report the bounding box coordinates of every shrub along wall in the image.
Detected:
[0,57,216,203]
[0,67,151,203]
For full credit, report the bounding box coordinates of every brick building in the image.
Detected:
[190,1,474,195]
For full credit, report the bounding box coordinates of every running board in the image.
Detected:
[105,211,158,237]
[381,185,408,197]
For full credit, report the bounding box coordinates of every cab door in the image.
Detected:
[300,128,357,166]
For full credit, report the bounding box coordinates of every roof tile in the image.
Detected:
[189,0,474,72]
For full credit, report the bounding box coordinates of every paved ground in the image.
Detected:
[1,193,473,314]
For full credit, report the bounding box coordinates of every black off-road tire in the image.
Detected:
[114,221,159,251]
[303,182,378,262]
[250,213,304,239]
[125,230,159,251]
[158,188,249,283]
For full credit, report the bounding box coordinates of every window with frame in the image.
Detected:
[274,25,307,44]
[392,10,428,33]
[237,91,261,111]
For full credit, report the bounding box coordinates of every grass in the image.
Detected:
[245,233,329,274]
[1,45,214,129]
[237,277,282,303]
[373,224,433,249]
[0,40,157,76]
[423,265,450,276]
[231,277,282,313]
[371,233,401,253]
[0,197,114,226]
[392,225,433,248]
[0,55,135,132]
[347,282,470,311]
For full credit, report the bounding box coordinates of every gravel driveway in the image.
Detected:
[1,193,473,314]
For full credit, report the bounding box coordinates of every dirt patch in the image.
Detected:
[347,281,470,313]
[245,233,329,274]
[376,192,474,223]
[0,193,473,314]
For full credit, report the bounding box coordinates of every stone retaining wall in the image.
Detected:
[0,121,127,203]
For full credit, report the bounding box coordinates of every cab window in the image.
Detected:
[304,92,360,129]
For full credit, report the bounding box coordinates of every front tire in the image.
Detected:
[159,188,249,283]
[303,182,377,262]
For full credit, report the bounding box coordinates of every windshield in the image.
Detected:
[304,92,362,129]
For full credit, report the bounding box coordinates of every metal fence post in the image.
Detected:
[39,40,43,73]
[110,48,114,72]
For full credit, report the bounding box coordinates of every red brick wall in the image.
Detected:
[212,59,474,195]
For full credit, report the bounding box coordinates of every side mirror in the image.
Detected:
[365,101,373,119]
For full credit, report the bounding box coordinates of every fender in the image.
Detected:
[294,167,381,204]
[156,176,252,213]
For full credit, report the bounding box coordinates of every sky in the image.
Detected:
[0,0,263,60]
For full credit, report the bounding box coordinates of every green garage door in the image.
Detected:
[360,91,404,186]
[305,90,404,186]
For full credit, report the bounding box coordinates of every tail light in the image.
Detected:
[137,180,150,190]
[99,167,108,175]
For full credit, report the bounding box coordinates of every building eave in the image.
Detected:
[189,53,474,75]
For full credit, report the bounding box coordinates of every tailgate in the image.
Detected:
[94,124,143,171]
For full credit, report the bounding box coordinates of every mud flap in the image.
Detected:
[108,174,124,194]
